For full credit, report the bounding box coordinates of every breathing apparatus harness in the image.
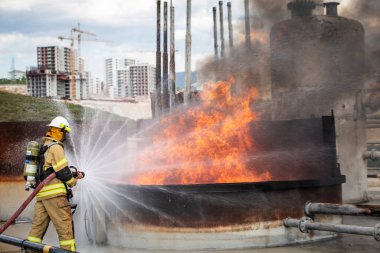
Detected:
[35,141,81,214]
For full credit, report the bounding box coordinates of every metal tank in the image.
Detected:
[270,0,367,203]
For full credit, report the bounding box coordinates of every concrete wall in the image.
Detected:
[334,96,368,203]
[0,181,35,221]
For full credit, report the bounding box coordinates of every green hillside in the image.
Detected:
[0,91,121,122]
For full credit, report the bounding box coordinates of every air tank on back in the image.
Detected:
[270,0,367,203]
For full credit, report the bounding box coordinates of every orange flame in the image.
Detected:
[130,78,272,185]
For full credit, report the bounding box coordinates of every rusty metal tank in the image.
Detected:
[270,0,367,203]
[82,115,345,250]
[270,0,365,120]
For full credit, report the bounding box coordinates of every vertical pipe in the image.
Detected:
[244,0,251,51]
[184,0,191,105]
[324,2,339,17]
[227,2,233,49]
[212,7,218,60]
[163,1,169,111]
[170,0,176,109]
[155,0,162,117]
[219,1,225,58]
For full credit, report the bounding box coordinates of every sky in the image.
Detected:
[0,0,246,81]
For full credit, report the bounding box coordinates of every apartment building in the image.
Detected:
[27,46,89,99]
[129,64,155,98]
[105,58,136,98]
[105,58,155,99]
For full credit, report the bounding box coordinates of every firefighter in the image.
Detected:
[27,116,83,252]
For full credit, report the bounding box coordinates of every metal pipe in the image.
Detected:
[284,217,380,241]
[324,1,339,17]
[184,0,192,105]
[155,0,162,117]
[363,150,380,160]
[218,1,225,58]
[305,202,380,217]
[162,1,169,111]
[212,7,218,60]
[0,234,74,253]
[367,125,380,129]
[169,0,176,109]
[227,2,233,49]
[244,0,251,51]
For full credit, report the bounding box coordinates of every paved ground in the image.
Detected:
[1,213,380,253]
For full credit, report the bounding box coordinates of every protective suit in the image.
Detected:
[27,117,80,252]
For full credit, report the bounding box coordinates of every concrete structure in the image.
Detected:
[270,1,366,203]
[92,77,102,95]
[105,58,136,98]
[7,70,25,80]
[27,46,90,99]
[37,46,70,72]
[105,58,155,99]
[81,71,91,100]
[26,67,70,98]
[128,64,155,98]
[117,69,129,97]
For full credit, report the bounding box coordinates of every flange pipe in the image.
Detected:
[284,217,380,241]
[305,202,380,217]
[363,150,380,160]
[0,234,76,253]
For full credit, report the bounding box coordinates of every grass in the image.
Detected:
[0,91,123,122]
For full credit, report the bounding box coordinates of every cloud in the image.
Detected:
[0,0,245,79]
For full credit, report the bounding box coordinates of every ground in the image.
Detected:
[1,204,380,253]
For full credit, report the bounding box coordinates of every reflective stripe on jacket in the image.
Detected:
[36,137,75,200]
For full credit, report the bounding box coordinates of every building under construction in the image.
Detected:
[26,46,89,99]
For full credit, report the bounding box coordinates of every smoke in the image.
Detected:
[339,0,380,111]
[341,0,380,78]
[198,0,380,118]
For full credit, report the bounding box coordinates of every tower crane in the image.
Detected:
[59,24,108,100]
[72,23,96,75]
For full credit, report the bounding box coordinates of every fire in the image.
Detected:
[250,30,269,44]
[238,30,269,45]
[130,78,272,185]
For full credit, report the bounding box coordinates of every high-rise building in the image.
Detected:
[93,77,101,94]
[37,46,70,72]
[129,64,155,98]
[105,58,136,98]
[27,68,59,97]
[27,46,90,99]
[104,58,155,99]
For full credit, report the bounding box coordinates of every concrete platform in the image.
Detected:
[1,215,380,253]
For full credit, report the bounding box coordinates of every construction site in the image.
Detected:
[1,0,380,252]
